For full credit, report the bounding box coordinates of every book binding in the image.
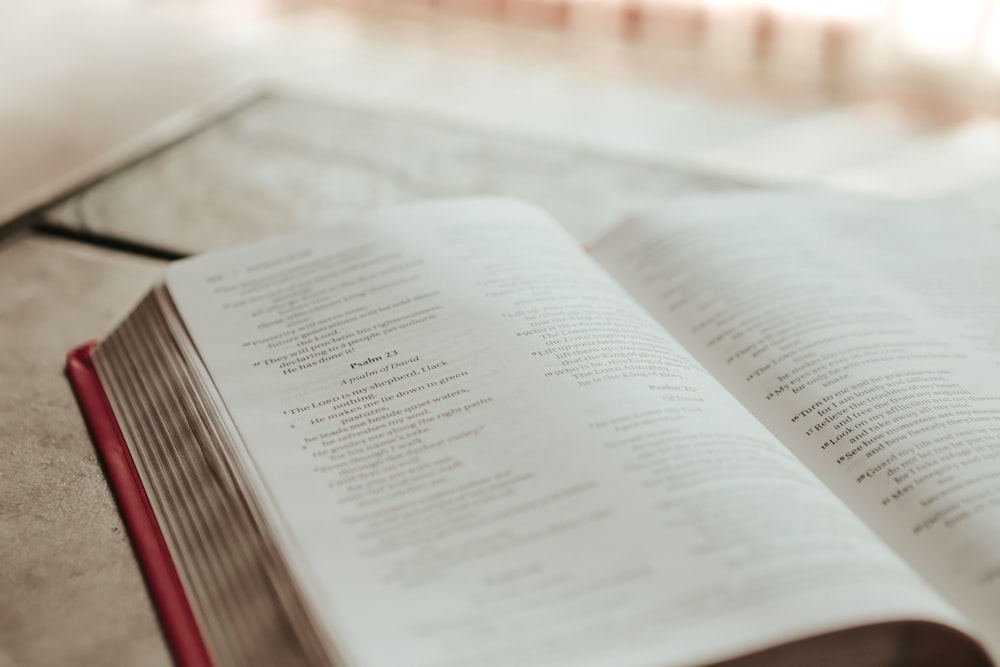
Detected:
[66,343,213,667]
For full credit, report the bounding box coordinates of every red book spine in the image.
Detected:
[66,343,213,667]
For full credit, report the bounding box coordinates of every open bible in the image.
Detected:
[68,192,1000,667]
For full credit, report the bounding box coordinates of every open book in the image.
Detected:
[68,192,1000,667]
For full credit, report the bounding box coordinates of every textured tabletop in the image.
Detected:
[0,235,169,667]
[44,92,738,254]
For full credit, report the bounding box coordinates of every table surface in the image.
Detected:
[0,235,167,667]
[6,2,1000,666]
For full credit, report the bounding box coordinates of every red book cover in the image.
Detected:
[66,343,213,667]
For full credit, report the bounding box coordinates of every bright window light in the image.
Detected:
[895,0,989,61]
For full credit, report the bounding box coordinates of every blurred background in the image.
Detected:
[6,0,1000,231]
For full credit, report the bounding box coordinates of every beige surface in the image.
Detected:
[0,234,169,667]
[5,0,999,237]
[0,0,252,226]
[44,92,736,253]
[0,0,816,230]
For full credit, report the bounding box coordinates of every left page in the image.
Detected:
[164,198,972,667]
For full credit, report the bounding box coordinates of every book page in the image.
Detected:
[165,198,970,667]
[592,191,1000,657]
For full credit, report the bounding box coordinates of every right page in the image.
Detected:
[592,191,1000,656]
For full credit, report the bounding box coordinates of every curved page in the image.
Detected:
[592,191,1000,659]
[165,198,974,667]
